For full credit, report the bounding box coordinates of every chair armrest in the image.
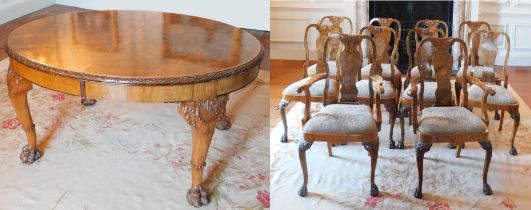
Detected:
[465,75,496,96]
[407,77,418,97]
[296,73,328,125]
[297,73,327,93]
[465,75,496,125]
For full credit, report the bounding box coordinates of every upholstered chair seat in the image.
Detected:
[418,107,488,136]
[304,104,377,134]
[356,80,396,99]
[282,77,337,97]
[307,61,337,77]
[469,84,518,105]
[361,63,400,79]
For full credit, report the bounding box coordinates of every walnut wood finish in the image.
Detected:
[5,10,263,208]
[359,26,400,148]
[369,18,402,63]
[465,30,520,155]
[409,37,494,199]
[320,16,353,60]
[296,34,382,197]
[279,23,339,143]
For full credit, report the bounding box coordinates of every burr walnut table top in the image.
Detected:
[5,10,263,102]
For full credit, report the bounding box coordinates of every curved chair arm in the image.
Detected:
[466,75,496,125]
[297,73,328,125]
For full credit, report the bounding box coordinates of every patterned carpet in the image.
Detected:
[271,83,531,209]
[0,59,270,210]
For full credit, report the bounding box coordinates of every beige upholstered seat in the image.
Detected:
[402,81,438,100]
[456,66,495,81]
[410,65,435,78]
[469,84,518,105]
[307,61,337,77]
[356,80,396,99]
[283,77,337,97]
[418,107,488,135]
[361,63,400,78]
[304,104,376,134]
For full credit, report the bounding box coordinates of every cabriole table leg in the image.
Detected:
[7,64,41,164]
[178,94,229,208]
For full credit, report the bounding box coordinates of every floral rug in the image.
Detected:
[270,84,531,209]
[0,59,270,210]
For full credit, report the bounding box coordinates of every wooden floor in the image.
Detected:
[270,59,531,123]
[0,5,270,70]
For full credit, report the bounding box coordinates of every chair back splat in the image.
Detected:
[303,24,338,77]
[470,30,511,86]
[417,38,468,108]
[458,21,491,69]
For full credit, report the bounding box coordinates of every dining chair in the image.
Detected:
[297,34,382,197]
[465,30,520,155]
[409,37,495,198]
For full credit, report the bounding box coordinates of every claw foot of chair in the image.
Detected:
[494,111,500,120]
[389,140,396,149]
[187,186,208,208]
[448,144,456,149]
[280,133,287,143]
[20,145,41,164]
[483,183,492,195]
[81,98,97,106]
[414,187,422,199]
[370,185,379,197]
[510,146,517,156]
[298,186,307,197]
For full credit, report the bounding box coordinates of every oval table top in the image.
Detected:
[5,10,264,86]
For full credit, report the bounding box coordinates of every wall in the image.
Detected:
[55,0,269,31]
[0,0,55,24]
[473,0,530,66]
[270,0,358,60]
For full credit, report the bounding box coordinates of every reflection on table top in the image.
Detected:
[5,10,263,85]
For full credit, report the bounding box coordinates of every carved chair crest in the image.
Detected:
[320,16,353,60]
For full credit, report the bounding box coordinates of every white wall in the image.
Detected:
[477,0,531,66]
[0,0,55,24]
[55,0,269,31]
[270,0,357,60]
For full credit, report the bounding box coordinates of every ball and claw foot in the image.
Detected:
[298,186,307,197]
[370,185,379,197]
[510,146,517,156]
[20,145,41,164]
[397,141,405,149]
[280,133,287,143]
[448,144,456,149]
[494,112,501,120]
[389,140,396,149]
[81,98,97,106]
[483,184,492,195]
[414,187,422,199]
[187,186,208,208]
[216,116,231,130]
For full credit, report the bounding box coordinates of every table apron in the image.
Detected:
[9,57,259,102]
